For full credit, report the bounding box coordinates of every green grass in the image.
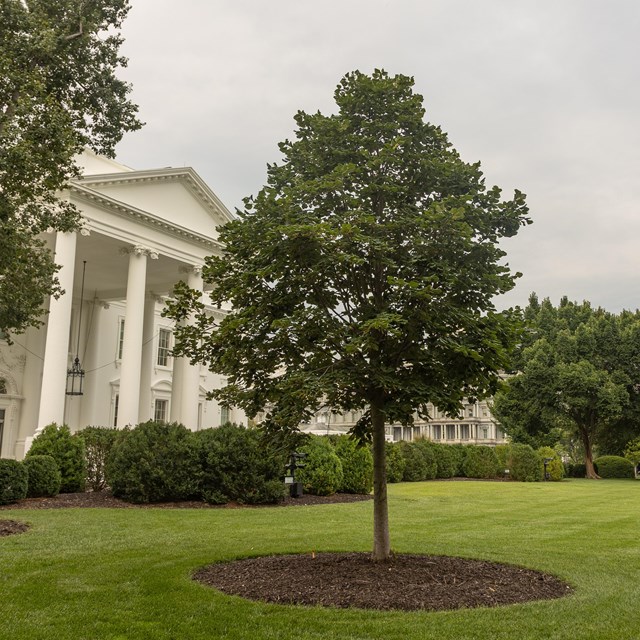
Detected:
[2,479,640,640]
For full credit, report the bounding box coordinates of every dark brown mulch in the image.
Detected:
[0,519,30,537]
[0,490,372,510]
[1,492,572,611]
[194,552,573,611]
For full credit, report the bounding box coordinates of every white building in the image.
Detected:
[0,151,243,460]
[303,400,506,446]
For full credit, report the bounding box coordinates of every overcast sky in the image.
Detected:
[113,0,640,312]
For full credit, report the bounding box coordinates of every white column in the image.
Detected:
[168,266,204,429]
[180,267,204,429]
[118,246,157,427]
[169,330,184,423]
[138,294,158,423]
[36,231,77,432]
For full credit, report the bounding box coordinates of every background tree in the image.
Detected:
[0,0,141,336]
[165,69,529,560]
[494,295,640,478]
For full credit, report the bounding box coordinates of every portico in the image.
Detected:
[0,151,240,459]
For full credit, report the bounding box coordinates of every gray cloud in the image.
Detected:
[114,0,640,311]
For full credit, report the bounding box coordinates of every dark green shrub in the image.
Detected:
[462,446,500,479]
[494,444,511,474]
[398,441,436,481]
[0,459,28,504]
[296,436,343,496]
[538,446,565,481]
[449,444,471,477]
[333,436,373,494]
[76,426,119,491]
[385,442,406,483]
[23,455,61,497]
[508,443,542,482]
[565,462,596,478]
[105,421,201,503]
[414,439,438,480]
[26,424,85,493]
[594,455,635,479]
[196,424,286,504]
[431,443,457,479]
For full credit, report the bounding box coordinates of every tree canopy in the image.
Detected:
[0,0,141,335]
[165,69,530,559]
[493,294,640,478]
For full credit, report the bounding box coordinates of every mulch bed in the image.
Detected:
[0,490,371,510]
[194,552,573,611]
[1,490,573,611]
[0,519,30,537]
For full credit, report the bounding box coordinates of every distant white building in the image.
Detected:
[0,151,243,460]
[302,399,506,446]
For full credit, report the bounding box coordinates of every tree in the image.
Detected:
[0,0,141,336]
[165,70,530,560]
[494,295,640,478]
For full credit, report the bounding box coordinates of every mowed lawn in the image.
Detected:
[1,479,639,640]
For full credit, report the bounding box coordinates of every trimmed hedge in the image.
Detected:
[494,444,510,474]
[0,459,28,505]
[196,424,286,504]
[105,421,201,503]
[508,443,542,482]
[296,436,343,496]
[26,424,85,493]
[385,442,406,483]
[23,455,61,497]
[594,455,635,479]
[333,436,373,494]
[77,426,119,491]
[449,444,471,477]
[538,446,565,481]
[431,443,457,479]
[398,441,433,481]
[462,446,500,479]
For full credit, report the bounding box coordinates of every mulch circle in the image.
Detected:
[0,519,30,537]
[194,552,573,611]
[1,491,573,611]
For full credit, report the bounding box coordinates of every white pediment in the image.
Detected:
[77,167,233,241]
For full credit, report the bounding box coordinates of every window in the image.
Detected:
[432,424,441,440]
[157,328,172,367]
[460,424,470,440]
[482,427,489,439]
[467,405,474,418]
[220,405,230,425]
[154,399,168,423]
[113,394,119,427]
[446,424,456,440]
[117,318,125,360]
[0,378,6,394]
[197,403,203,430]
[393,426,402,442]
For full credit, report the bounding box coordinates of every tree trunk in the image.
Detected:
[580,426,600,479]
[371,401,391,561]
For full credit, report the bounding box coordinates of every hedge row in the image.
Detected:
[389,439,565,482]
[0,455,61,505]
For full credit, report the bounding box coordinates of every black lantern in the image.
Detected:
[66,261,87,396]
[66,356,85,395]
